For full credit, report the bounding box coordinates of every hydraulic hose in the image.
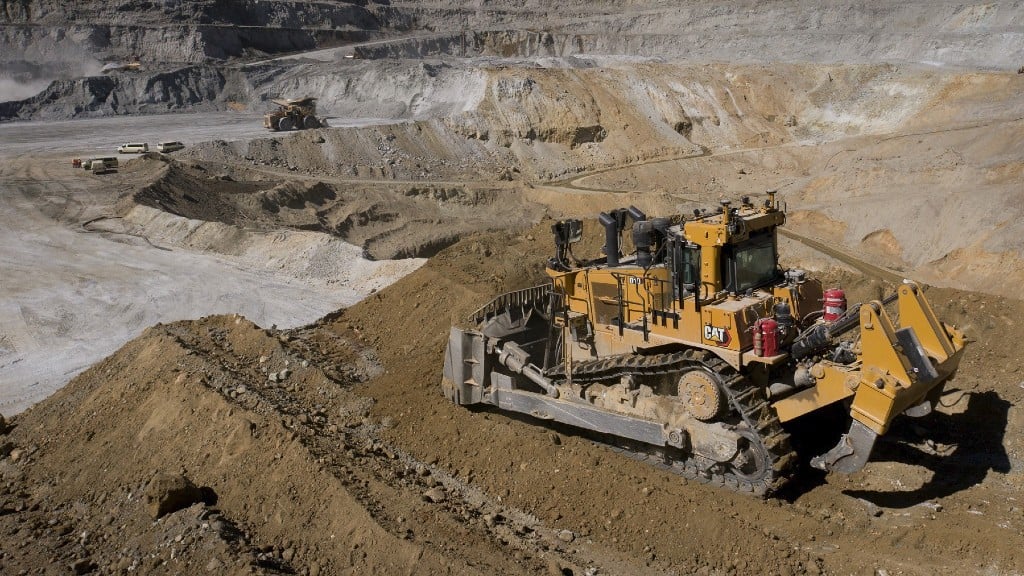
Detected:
[791,292,899,360]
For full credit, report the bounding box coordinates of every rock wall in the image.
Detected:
[0,0,388,103]
[164,62,961,187]
[0,58,491,122]
[361,1,1024,71]
[0,65,237,120]
[4,0,1020,113]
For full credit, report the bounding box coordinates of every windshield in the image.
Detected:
[724,232,779,292]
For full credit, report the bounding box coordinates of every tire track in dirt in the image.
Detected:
[778,228,906,284]
[545,113,1024,196]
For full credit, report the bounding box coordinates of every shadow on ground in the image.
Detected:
[843,390,1011,507]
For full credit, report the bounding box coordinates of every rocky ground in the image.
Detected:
[1,240,1022,575]
[2,1,1023,575]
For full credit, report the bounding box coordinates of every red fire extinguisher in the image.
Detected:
[754,318,779,357]
[823,288,847,322]
[760,318,779,357]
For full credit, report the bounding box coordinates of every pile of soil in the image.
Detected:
[126,155,543,259]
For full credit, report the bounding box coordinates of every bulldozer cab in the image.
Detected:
[681,197,784,295]
[719,230,779,293]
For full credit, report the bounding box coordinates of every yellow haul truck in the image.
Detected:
[442,194,966,495]
[263,97,321,131]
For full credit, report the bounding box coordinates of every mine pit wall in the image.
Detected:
[0,0,391,104]
[187,63,954,184]
[378,1,1024,71]
[0,58,491,121]
[2,0,1022,95]
[257,61,489,120]
[0,0,382,27]
[0,24,379,65]
[0,0,387,62]
[4,55,964,150]
[0,65,235,120]
[353,27,1024,71]
[6,0,1023,119]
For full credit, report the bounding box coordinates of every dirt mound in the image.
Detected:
[128,157,272,226]
[0,316,462,574]
[128,156,544,259]
[0,311,624,575]
[309,226,1024,575]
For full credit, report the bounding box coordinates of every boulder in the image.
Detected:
[144,473,205,519]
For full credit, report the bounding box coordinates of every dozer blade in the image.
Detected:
[441,328,487,405]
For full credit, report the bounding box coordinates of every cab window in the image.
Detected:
[722,232,779,293]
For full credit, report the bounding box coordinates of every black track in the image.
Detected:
[547,349,796,496]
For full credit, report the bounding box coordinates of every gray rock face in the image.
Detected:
[4,0,1022,120]
[0,65,229,120]
[0,0,385,109]
[354,3,1024,71]
[0,0,382,64]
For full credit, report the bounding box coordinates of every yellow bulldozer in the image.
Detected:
[263,97,322,131]
[442,193,966,495]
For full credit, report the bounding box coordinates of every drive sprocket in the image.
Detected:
[678,368,726,421]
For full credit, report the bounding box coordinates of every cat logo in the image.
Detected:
[703,324,731,346]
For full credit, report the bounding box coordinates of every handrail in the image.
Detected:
[470,284,551,323]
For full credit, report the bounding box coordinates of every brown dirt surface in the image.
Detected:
[3,223,1022,575]
[125,154,542,259]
